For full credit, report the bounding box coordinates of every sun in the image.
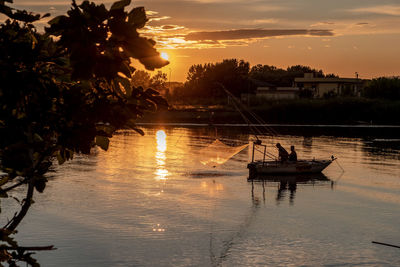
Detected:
[160,52,169,60]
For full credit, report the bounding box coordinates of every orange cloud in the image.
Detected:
[184,29,334,41]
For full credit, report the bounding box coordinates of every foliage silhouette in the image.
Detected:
[363,77,400,100]
[174,60,338,102]
[0,0,168,265]
[176,59,251,101]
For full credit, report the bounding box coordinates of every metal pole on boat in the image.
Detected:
[263,146,266,164]
[252,142,255,162]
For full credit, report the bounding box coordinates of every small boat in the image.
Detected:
[247,140,335,178]
[216,85,336,177]
[248,158,334,178]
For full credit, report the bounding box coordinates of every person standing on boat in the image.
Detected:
[276,143,289,162]
[289,145,297,162]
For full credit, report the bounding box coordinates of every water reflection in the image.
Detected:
[155,130,168,181]
[156,130,167,152]
[361,139,400,161]
[15,127,400,266]
[249,174,331,205]
[152,223,166,232]
[302,136,313,148]
[200,180,224,197]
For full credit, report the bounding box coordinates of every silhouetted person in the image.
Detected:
[289,145,297,161]
[276,143,288,162]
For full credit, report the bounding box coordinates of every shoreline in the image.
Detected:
[145,98,400,126]
[137,122,400,128]
[136,121,400,138]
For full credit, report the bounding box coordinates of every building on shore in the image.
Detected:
[294,73,367,98]
[242,73,369,103]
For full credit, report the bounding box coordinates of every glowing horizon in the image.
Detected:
[11,0,400,82]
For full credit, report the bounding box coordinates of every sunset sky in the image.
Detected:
[10,0,400,81]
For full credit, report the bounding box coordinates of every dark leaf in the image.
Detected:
[9,10,41,23]
[128,6,147,29]
[47,15,66,25]
[0,4,13,17]
[34,178,47,193]
[96,124,116,137]
[41,13,50,19]
[140,56,169,71]
[125,120,144,135]
[132,127,145,135]
[110,0,131,11]
[95,135,110,151]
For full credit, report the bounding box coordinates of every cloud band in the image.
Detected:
[184,29,334,41]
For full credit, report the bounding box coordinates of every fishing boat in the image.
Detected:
[247,140,335,178]
[216,84,337,178]
[248,158,334,177]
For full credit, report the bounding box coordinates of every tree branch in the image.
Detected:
[5,181,35,232]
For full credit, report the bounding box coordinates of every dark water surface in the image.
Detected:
[10,126,400,266]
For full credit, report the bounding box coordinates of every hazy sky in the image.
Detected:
[9,0,400,81]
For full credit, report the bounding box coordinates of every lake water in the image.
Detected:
[8,126,400,266]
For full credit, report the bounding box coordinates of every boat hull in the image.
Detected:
[248,159,333,177]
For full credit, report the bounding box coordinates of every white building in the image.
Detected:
[294,73,366,98]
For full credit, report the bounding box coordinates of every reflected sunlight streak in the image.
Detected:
[200,181,224,196]
[156,130,167,152]
[155,130,169,181]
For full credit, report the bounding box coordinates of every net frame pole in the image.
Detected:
[252,142,255,163]
[263,146,266,165]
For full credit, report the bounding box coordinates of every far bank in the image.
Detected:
[140,98,400,125]
[137,98,400,137]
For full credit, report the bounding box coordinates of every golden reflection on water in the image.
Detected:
[155,130,168,181]
[200,181,224,197]
[152,223,166,232]
[340,184,400,204]
[43,128,400,266]
[156,130,167,152]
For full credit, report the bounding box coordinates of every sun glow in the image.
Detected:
[160,52,169,60]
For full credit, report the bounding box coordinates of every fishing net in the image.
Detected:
[199,139,249,167]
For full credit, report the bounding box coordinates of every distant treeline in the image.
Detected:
[166,59,400,102]
[169,59,338,100]
[131,59,400,104]
[362,77,400,99]
[132,60,400,125]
